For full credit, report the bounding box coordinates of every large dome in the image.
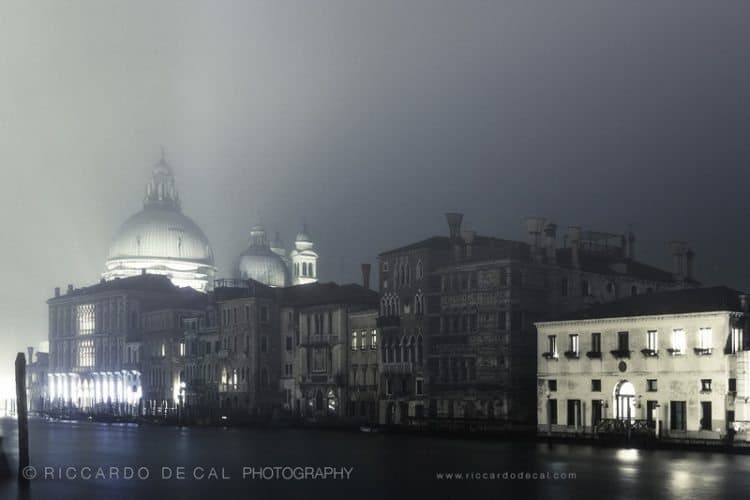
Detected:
[237,224,289,287]
[107,206,214,264]
[103,155,216,292]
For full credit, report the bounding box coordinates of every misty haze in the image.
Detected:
[2,1,750,499]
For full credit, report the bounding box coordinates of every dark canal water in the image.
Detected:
[0,418,749,499]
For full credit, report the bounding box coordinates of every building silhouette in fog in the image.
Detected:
[376,213,698,425]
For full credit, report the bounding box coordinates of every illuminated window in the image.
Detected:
[77,304,95,335]
[671,329,686,354]
[360,330,367,350]
[351,331,358,351]
[697,328,712,353]
[78,338,94,367]
[647,330,658,352]
[569,334,579,354]
[730,327,743,354]
[370,329,377,350]
[160,343,166,357]
[547,335,558,358]
[179,342,185,357]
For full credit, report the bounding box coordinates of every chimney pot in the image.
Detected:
[54,287,60,298]
[361,263,371,290]
[445,213,464,240]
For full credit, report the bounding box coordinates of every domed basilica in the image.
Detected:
[103,154,217,292]
[103,153,319,292]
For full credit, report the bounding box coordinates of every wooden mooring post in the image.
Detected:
[15,353,29,483]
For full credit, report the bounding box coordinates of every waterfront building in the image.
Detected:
[377,213,697,425]
[103,154,217,292]
[283,281,378,419]
[211,279,281,416]
[536,287,750,441]
[47,274,206,415]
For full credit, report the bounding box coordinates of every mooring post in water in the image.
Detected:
[15,352,29,482]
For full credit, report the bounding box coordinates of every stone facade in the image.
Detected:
[536,287,750,441]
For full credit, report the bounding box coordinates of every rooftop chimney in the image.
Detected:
[526,217,546,248]
[361,263,371,290]
[100,277,106,284]
[67,284,74,294]
[568,226,582,268]
[54,287,60,298]
[445,213,464,240]
[625,232,636,260]
[27,347,34,364]
[740,294,749,313]
[544,223,557,264]
[685,248,695,281]
[461,230,476,258]
[668,241,688,280]
[141,268,147,275]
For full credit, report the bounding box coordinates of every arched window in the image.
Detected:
[261,367,269,387]
[408,336,416,363]
[302,262,308,276]
[416,260,423,280]
[417,335,423,364]
[351,331,358,351]
[395,338,402,362]
[309,263,315,277]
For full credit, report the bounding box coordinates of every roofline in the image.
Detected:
[535,309,739,328]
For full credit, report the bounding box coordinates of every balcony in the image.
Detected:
[585,351,602,359]
[541,352,558,360]
[694,347,713,356]
[563,351,579,360]
[381,362,414,375]
[376,316,401,328]
[217,349,229,359]
[610,349,631,359]
[640,349,658,358]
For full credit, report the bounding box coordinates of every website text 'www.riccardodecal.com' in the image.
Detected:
[435,471,576,481]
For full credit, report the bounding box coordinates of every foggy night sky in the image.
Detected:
[1,1,750,388]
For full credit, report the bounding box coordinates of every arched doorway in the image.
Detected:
[614,381,636,421]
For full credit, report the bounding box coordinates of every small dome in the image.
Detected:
[238,224,289,287]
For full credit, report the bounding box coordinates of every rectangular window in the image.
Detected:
[78,338,94,367]
[647,330,658,352]
[701,401,712,431]
[360,330,367,350]
[370,329,378,350]
[647,400,658,423]
[179,342,185,357]
[548,379,557,392]
[701,379,712,392]
[547,335,558,358]
[591,379,601,392]
[549,399,558,425]
[591,400,602,426]
[416,378,424,396]
[670,401,687,431]
[617,331,629,352]
[671,329,686,354]
[569,334,579,355]
[285,336,293,352]
[560,278,568,297]
[730,327,743,354]
[729,378,737,393]
[260,306,269,323]
[498,311,507,330]
[77,304,96,335]
[351,331,358,351]
[647,379,658,392]
[697,327,713,353]
[260,336,268,353]
[567,399,581,427]
[591,333,601,353]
